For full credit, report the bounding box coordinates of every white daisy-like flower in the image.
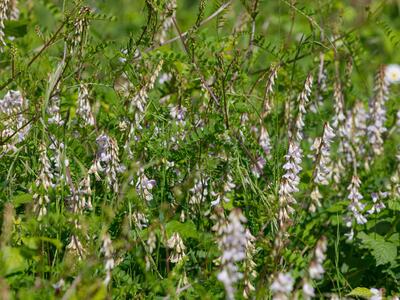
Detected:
[385,64,400,84]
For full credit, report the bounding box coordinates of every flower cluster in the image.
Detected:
[0,0,10,51]
[155,0,177,44]
[70,6,91,53]
[243,229,257,299]
[33,143,53,220]
[135,168,156,202]
[189,176,209,206]
[367,192,387,215]
[216,209,249,300]
[309,123,335,212]
[211,173,236,207]
[368,67,390,156]
[271,272,294,300]
[90,134,122,192]
[76,84,95,126]
[0,90,31,156]
[303,237,328,299]
[101,233,115,286]
[278,142,302,225]
[48,82,64,126]
[167,232,186,264]
[345,175,366,240]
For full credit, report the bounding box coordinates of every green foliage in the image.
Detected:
[0,0,399,299]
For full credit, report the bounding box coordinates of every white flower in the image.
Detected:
[216,209,249,300]
[369,288,383,300]
[385,64,400,84]
[271,272,294,294]
[302,281,315,299]
[167,232,186,263]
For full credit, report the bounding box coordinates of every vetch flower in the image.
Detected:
[167,232,186,264]
[271,272,294,299]
[216,209,249,300]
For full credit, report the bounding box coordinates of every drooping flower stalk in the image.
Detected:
[0,90,31,156]
[344,175,366,241]
[302,236,328,299]
[8,0,19,20]
[331,72,347,184]
[309,123,335,212]
[211,173,236,207]
[155,0,177,44]
[101,233,115,286]
[0,0,10,51]
[70,6,91,54]
[167,232,186,264]
[76,84,95,127]
[33,143,53,220]
[216,209,249,300]
[278,141,302,225]
[89,133,122,192]
[243,229,257,299]
[270,272,294,300]
[47,82,64,126]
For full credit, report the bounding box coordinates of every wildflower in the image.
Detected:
[370,288,384,300]
[347,175,367,224]
[367,192,387,215]
[135,168,156,201]
[78,174,92,210]
[384,64,400,84]
[278,141,302,225]
[368,66,390,156]
[70,6,91,53]
[130,60,163,124]
[0,90,31,155]
[302,236,328,299]
[217,209,249,300]
[292,74,313,141]
[47,83,64,126]
[310,123,335,211]
[33,144,53,220]
[145,230,157,270]
[76,84,95,126]
[167,232,186,264]
[0,0,9,51]
[211,174,236,206]
[155,0,177,44]
[243,229,257,299]
[159,73,172,84]
[270,272,294,300]
[169,104,187,125]
[262,65,279,117]
[66,234,86,259]
[251,156,266,178]
[189,176,208,205]
[52,279,65,293]
[259,126,271,157]
[101,233,115,286]
[9,0,19,20]
[90,134,122,192]
[132,211,149,230]
[343,101,368,164]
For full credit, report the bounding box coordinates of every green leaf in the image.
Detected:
[357,232,397,266]
[0,247,28,276]
[11,193,33,207]
[347,287,373,299]
[165,220,199,239]
[4,21,28,37]
[388,198,400,211]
